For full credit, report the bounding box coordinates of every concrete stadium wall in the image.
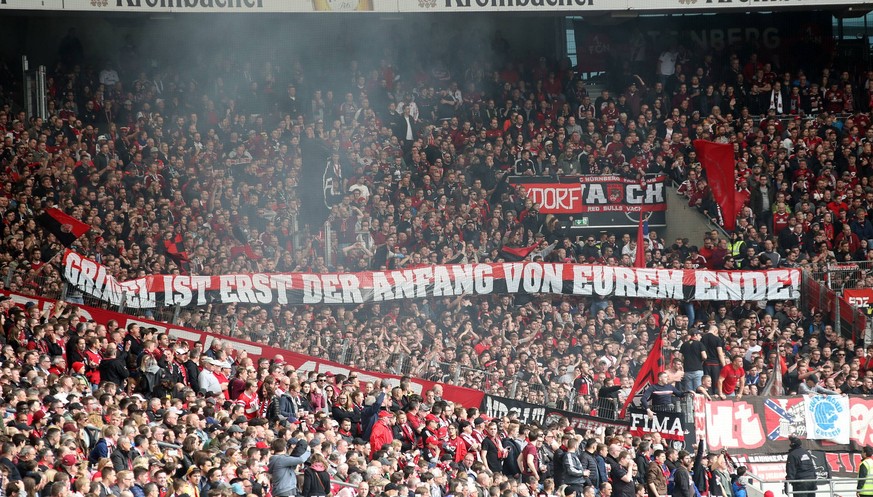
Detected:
[663,186,718,249]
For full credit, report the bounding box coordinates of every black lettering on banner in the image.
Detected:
[116,0,263,8]
[446,0,592,7]
[508,175,667,215]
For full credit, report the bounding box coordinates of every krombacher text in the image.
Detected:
[114,0,264,8]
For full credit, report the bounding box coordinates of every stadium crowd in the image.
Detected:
[0,18,867,497]
[0,291,753,497]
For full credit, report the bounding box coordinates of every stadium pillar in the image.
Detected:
[325,221,334,268]
[36,66,47,120]
[21,56,32,120]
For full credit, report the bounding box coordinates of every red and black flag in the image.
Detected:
[230,244,263,261]
[163,233,190,269]
[619,333,665,418]
[36,208,91,247]
[499,243,539,262]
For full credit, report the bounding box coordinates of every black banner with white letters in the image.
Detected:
[479,394,630,433]
[480,395,696,450]
[507,175,667,229]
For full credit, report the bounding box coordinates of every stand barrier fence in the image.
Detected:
[803,262,871,343]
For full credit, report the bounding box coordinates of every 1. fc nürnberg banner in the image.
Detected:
[62,250,800,308]
[507,175,668,215]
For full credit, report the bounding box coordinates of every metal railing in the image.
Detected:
[807,260,873,291]
[802,263,871,343]
[330,480,356,489]
[745,476,867,497]
[588,397,619,420]
[669,178,732,242]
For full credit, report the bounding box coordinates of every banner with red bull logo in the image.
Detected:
[507,175,667,229]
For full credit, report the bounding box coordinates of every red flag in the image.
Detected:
[499,243,539,262]
[619,333,665,418]
[230,244,263,261]
[166,246,189,270]
[36,208,91,247]
[163,233,189,266]
[634,216,647,268]
[693,139,737,231]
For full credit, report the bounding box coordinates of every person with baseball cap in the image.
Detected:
[369,410,395,456]
[198,357,222,396]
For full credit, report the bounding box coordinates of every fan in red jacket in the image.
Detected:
[369,410,395,457]
[445,424,469,463]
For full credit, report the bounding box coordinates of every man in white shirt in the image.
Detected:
[198,357,222,396]
[657,48,678,85]
[99,65,120,87]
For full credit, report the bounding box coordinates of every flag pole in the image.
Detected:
[31,247,65,279]
[634,176,650,268]
[618,328,665,419]
[634,209,646,268]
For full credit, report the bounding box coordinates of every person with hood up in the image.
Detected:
[731,466,748,497]
[785,435,818,497]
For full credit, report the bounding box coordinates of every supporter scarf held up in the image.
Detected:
[769,89,783,114]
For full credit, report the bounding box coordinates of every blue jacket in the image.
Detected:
[89,438,109,465]
[851,219,873,241]
[595,454,609,487]
[360,392,386,440]
[268,393,298,423]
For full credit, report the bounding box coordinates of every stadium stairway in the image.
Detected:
[662,186,719,248]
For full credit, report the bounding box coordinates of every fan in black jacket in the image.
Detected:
[635,442,652,486]
[673,450,695,497]
[301,455,331,497]
[579,439,600,488]
[786,435,818,497]
[98,346,129,386]
[691,439,708,495]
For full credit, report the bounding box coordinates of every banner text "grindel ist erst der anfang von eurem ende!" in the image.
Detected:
[63,251,800,308]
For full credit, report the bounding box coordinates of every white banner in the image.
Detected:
[433,0,868,12]
[804,395,850,445]
[0,0,63,9]
[62,250,801,308]
[1,0,867,13]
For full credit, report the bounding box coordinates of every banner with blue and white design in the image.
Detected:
[803,395,850,445]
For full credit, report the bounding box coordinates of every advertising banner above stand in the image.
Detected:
[1,0,867,13]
